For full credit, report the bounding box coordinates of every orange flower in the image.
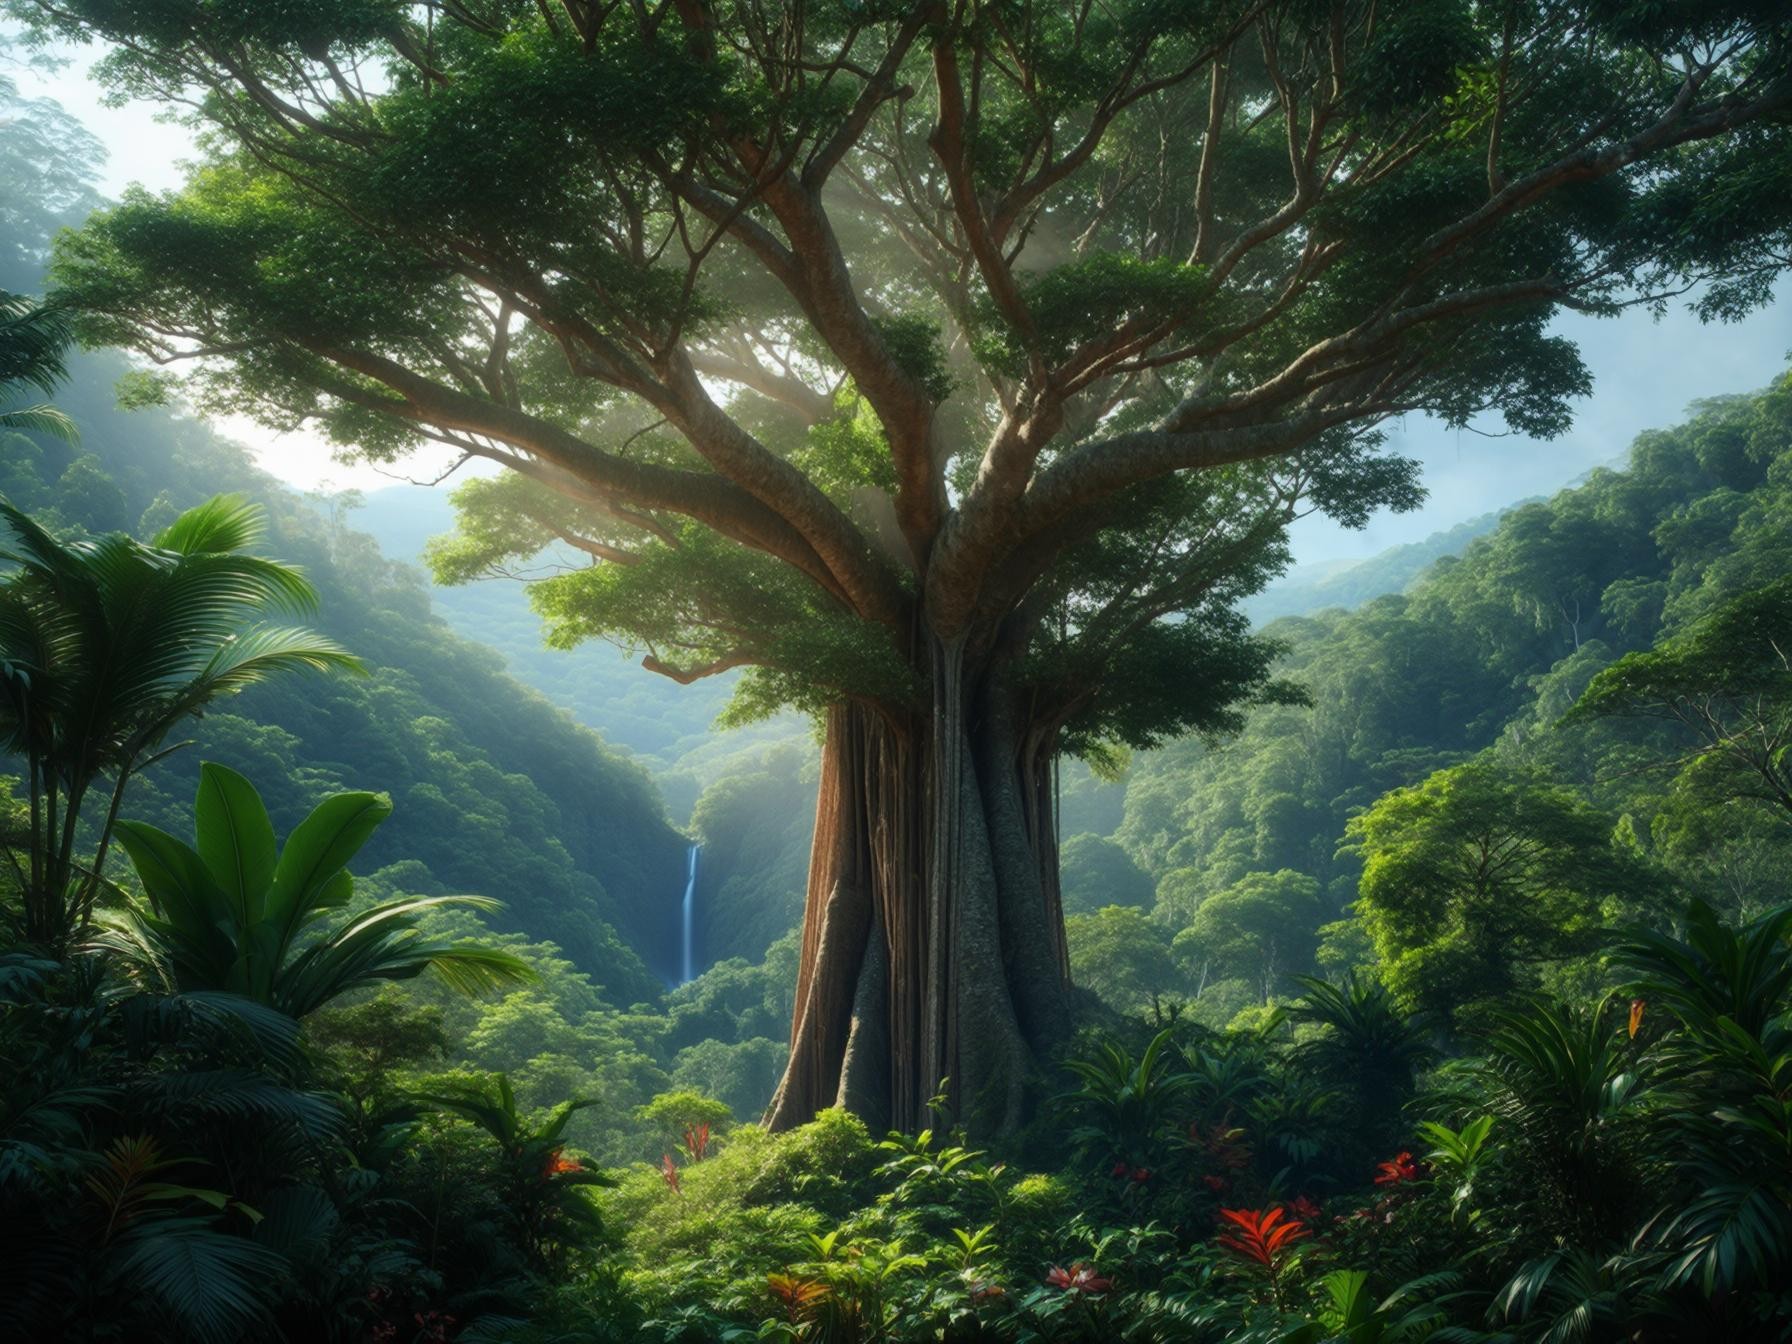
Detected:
[1373,1151,1420,1186]
[1628,998,1645,1039]
[542,1147,582,1178]
[660,1152,682,1193]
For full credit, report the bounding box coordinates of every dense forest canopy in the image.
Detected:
[13,0,1792,1137]
[1023,375,1790,1031]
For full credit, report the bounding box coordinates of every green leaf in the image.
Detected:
[109,1217,284,1344]
[267,789,392,944]
[153,494,267,557]
[194,762,276,926]
[115,821,228,932]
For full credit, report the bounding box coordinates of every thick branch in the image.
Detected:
[320,345,861,605]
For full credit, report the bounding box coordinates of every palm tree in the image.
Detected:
[0,494,356,945]
[110,762,532,1016]
[1613,901,1792,1299]
[0,291,78,442]
[1473,996,1650,1246]
[1283,972,1435,1157]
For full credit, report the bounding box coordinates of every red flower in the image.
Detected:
[542,1147,582,1178]
[660,1152,682,1193]
[1373,1151,1420,1186]
[1216,1206,1310,1270]
[968,1281,1006,1303]
[1202,1174,1228,1193]
[684,1121,712,1162]
[1628,998,1645,1039]
[1131,1167,1151,1183]
[1111,1160,1130,1178]
[1290,1194,1322,1222]
[1046,1263,1113,1294]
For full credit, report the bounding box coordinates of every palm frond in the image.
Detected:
[0,291,73,397]
[0,402,79,442]
[250,1184,338,1262]
[1654,1181,1792,1295]
[136,1069,341,1140]
[153,495,268,557]
[108,1216,285,1344]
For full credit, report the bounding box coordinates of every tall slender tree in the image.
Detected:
[16,0,1792,1130]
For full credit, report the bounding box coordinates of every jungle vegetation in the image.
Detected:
[2,3,1792,1341]
[16,0,1792,1135]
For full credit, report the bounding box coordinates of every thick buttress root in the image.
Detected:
[766,674,1070,1136]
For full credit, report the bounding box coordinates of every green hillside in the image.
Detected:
[1241,507,1518,625]
[1067,379,1792,1021]
[2,365,693,992]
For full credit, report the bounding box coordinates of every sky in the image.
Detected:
[11,38,1792,570]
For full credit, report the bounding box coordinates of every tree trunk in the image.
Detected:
[765,644,1074,1136]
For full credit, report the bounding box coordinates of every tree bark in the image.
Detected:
[765,646,1073,1136]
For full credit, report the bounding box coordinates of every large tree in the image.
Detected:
[1346,761,1658,1021]
[15,0,1792,1131]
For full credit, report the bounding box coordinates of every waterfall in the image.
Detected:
[680,843,700,984]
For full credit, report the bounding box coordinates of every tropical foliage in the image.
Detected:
[0,494,354,946]
[109,762,533,1015]
[2,15,1791,1341]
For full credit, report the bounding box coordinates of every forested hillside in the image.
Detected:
[355,484,768,789]
[3,362,694,990]
[1064,378,1792,1022]
[0,79,688,993]
[1240,507,1517,625]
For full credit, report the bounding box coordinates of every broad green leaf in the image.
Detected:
[194,762,276,925]
[268,789,392,938]
[115,821,228,933]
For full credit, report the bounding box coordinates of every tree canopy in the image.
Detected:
[1572,576,1792,822]
[1346,761,1654,1018]
[14,0,1787,750]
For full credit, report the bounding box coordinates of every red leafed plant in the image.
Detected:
[1217,1206,1310,1268]
[1217,1206,1309,1305]
[1046,1263,1113,1294]
[1373,1151,1420,1186]
[684,1121,711,1162]
[660,1152,681,1193]
[766,1272,830,1322]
